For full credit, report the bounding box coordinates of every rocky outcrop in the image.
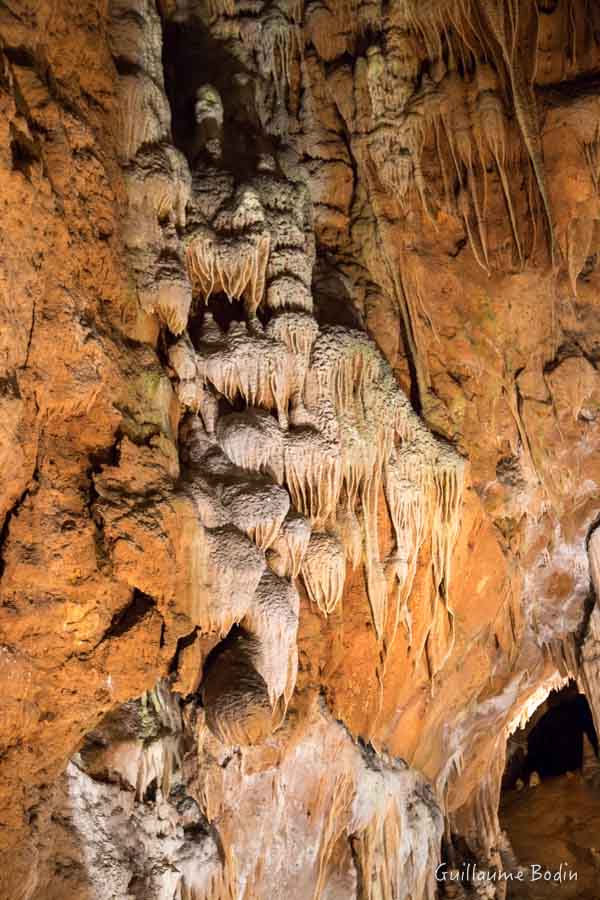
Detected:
[2,0,600,898]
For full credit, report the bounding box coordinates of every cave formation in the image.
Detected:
[3,0,600,898]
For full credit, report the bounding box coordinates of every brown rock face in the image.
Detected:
[2,0,600,897]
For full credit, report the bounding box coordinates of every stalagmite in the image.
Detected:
[301,531,346,614]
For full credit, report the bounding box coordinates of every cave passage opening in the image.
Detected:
[503,681,598,789]
[499,682,600,898]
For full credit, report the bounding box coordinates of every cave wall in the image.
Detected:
[2,0,600,897]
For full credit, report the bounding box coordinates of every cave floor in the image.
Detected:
[500,774,600,900]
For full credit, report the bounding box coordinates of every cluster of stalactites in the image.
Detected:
[184,149,316,322]
[178,414,302,740]
[187,230,271,323]
[359,1,574,272]
[364,44,525,269]
[348,752,444,900]
[109,0,193,333]
[171,299,465,647]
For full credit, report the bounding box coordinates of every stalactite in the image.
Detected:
[384,455,427,642]
[335,507,363,570]
[117,74,172,163]
[479,0,557,262]
[136,732,182,800]
[349,754,443,900]
[313,773,355,900]
[111,1,193,335]
[267,512,312,578]
[473,61,523,266]
[255,7,297,105]
[196,320,294,429]
[267,311,319,416]
[186,231,271,321]
[206,0,236,18]
[221,480,290,551]
[135,684,184,799]
[266,274,314,313]
[301,531,346,614]
[267,310,319,361]
[360,470,389,638]
[283,428,342,523]
[201,631,275,746]
[308,326,381,413]
[192,526,267,636]
[244,569,300,708]
[430,453,465,602]
[457,186,489,273]
[217,409,285,485]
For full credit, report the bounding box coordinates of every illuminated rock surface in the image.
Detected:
[2,0,600,897]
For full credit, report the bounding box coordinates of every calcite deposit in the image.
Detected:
[2,0,600,897]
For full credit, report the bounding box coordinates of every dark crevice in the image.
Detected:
[3,46,37,69]
[169,627,199,676]
[348,835,365,897]
[85,440,122,573]
[9,123,40,178]
[449,235,468,258]
[538,71,600,108]
[0,472,39,579]
[102,590,157,640]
